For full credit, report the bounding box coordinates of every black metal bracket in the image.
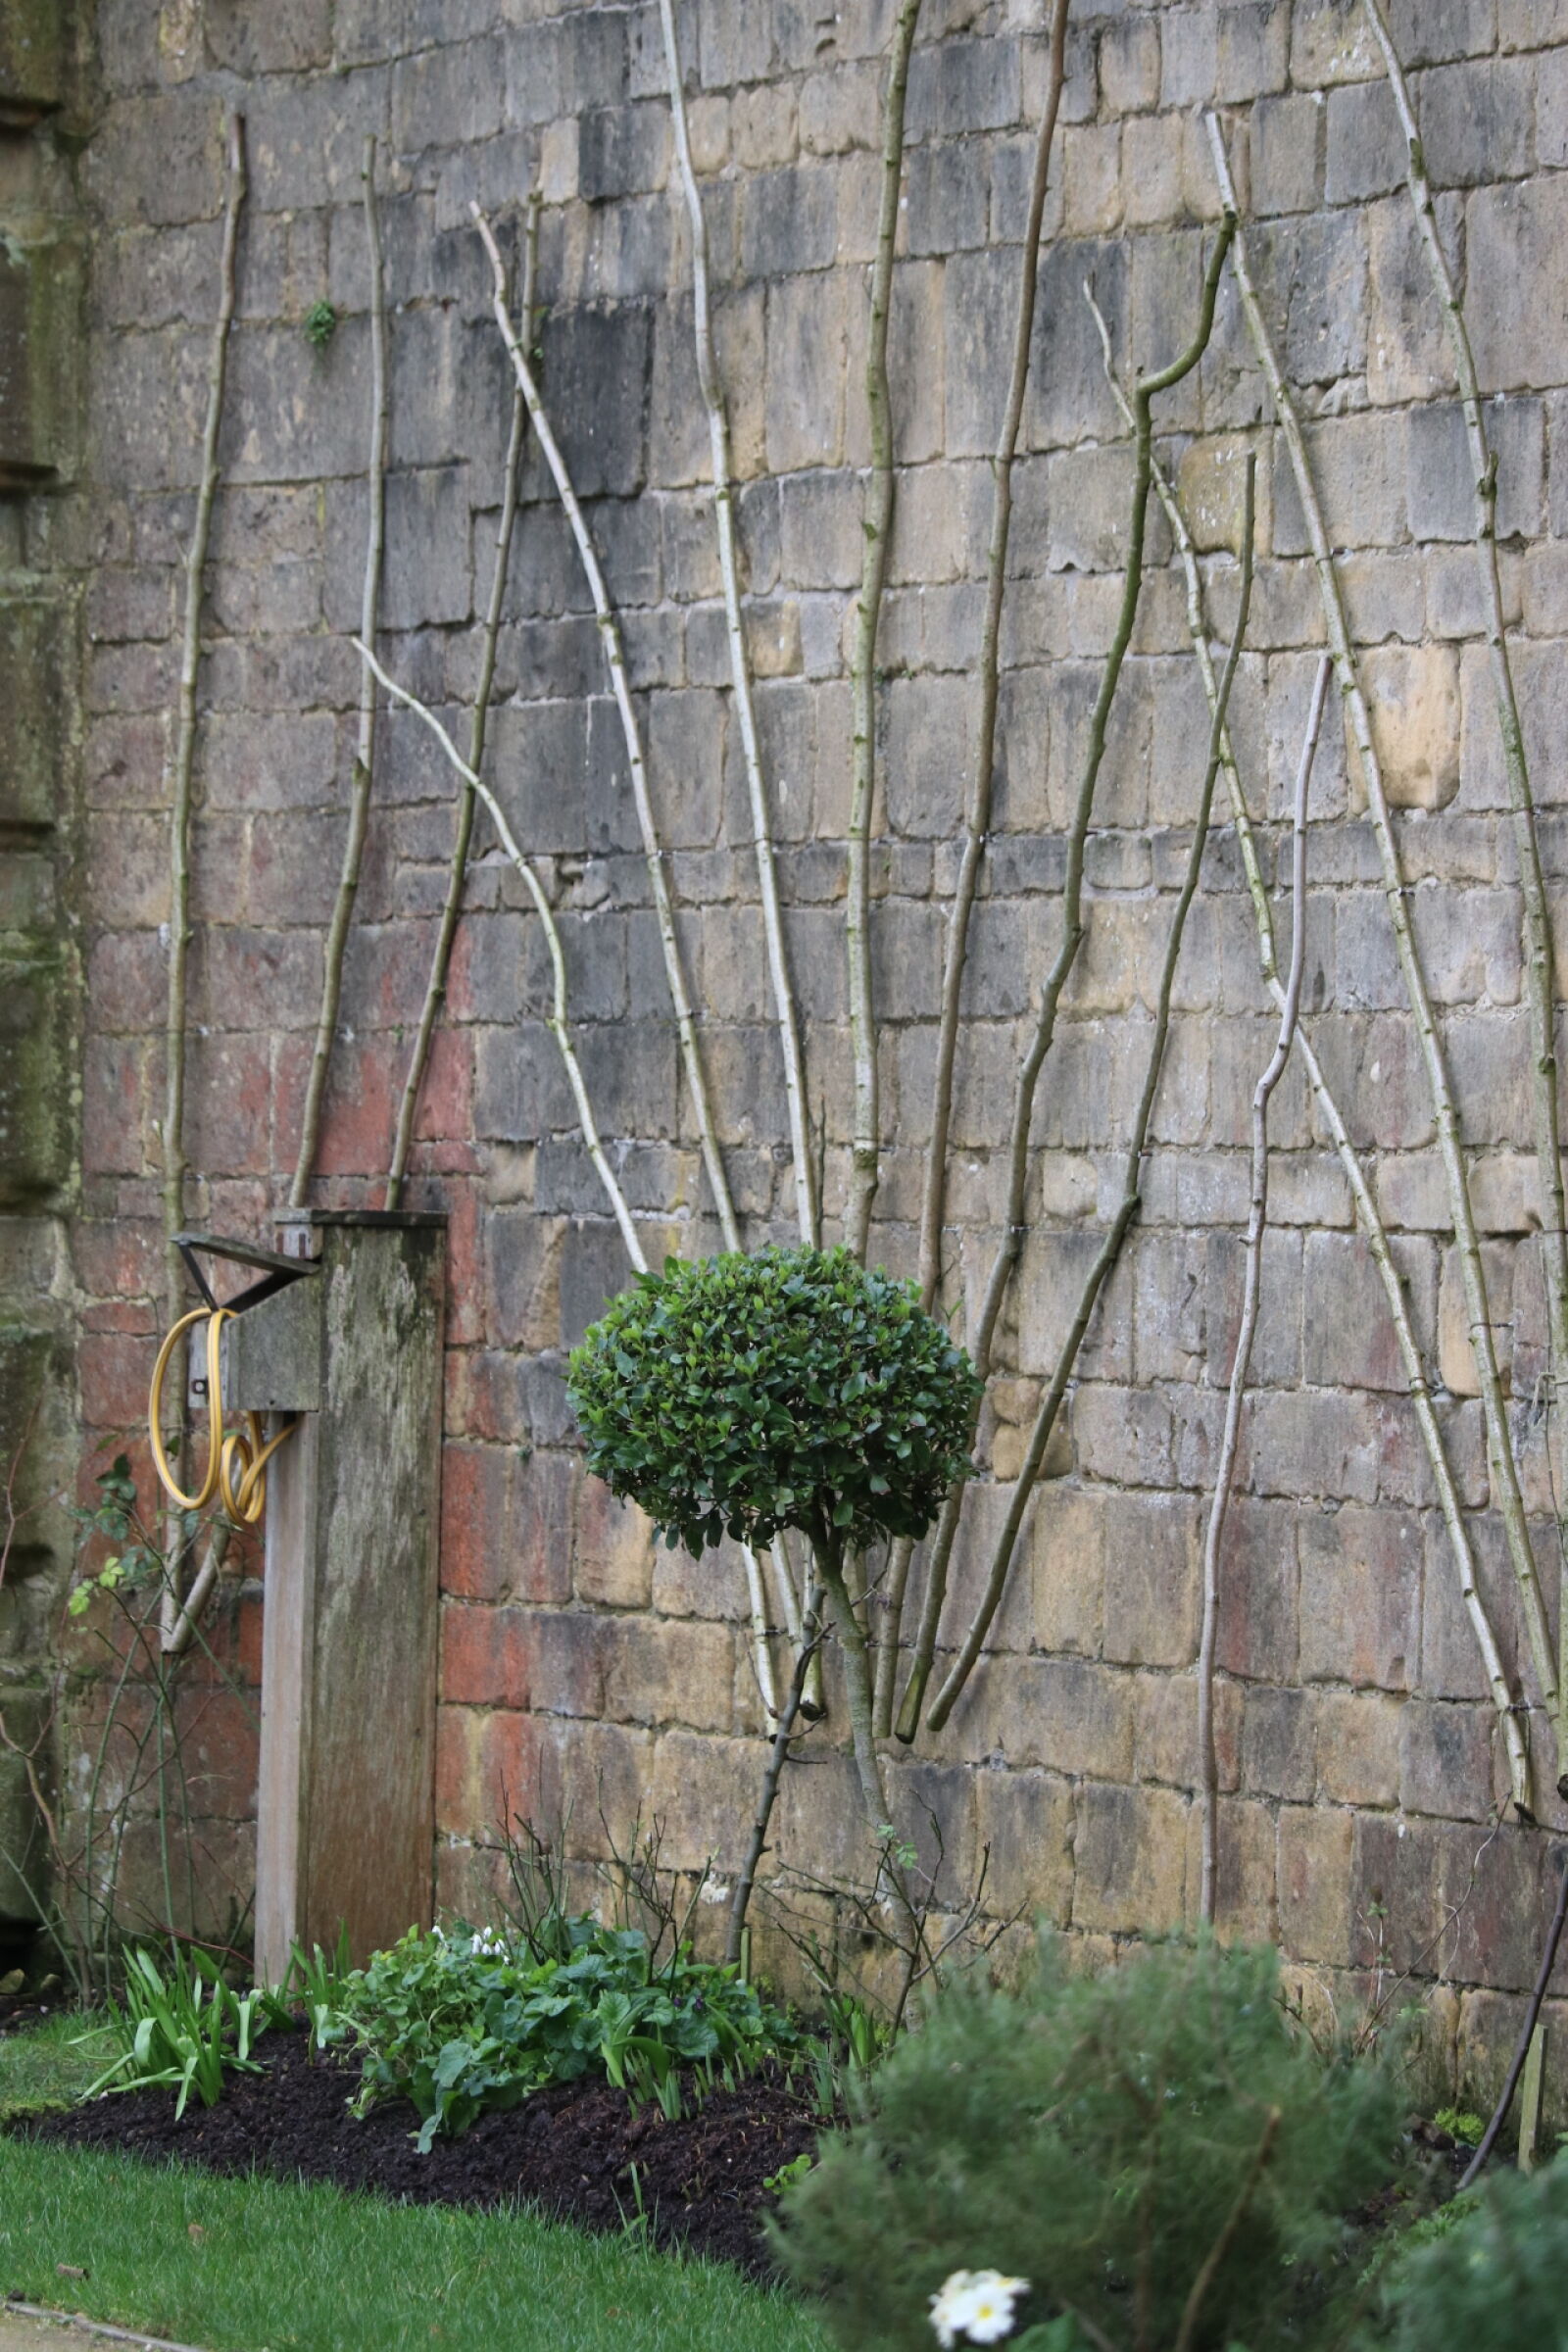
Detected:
[173,1231,321,1318]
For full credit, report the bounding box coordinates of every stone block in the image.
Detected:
[1400,1698,1496,1821]
[1301,1230,1437,1392]
[905,136,989,257]
[1468,176,1568,396]
[1216,4,1290,102]
[973,1768,1074,1923]
[1073,1780,1189,1935]
[1135,1669,1242,1792]
[906,38,1021,142]
[1159,8,1217,106]
[1317,1689,1404,1806]
[1419,57,1536,188]
[1408,399,1545,545]
[1030,1481,1106,1656]
[953,1655,1134,1783]
[1100,20,1160,117]
[600,1617,735,1734]
[1101,1492,1200,1668]
[1243,1684,1318,1801]
[1298,1505,1422,1690]
[1211,1496,1299,1682]
[765,271,848,473]
[573,1481,656,1610]
[1324,76,1404,207]
[799,62,880,158]
[742,163,838,279]
[1250,211,1369,391]
[0,595,67,831]
[1277,1803,1355,1966]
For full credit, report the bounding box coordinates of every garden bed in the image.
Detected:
[20,2030,824,2278]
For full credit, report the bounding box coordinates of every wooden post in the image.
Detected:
[225,1210,446,1984]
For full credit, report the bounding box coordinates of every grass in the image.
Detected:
[0,2009,117,2122]
[0,2017,831,2352]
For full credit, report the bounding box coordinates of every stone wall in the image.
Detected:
[38,0,1568,2099]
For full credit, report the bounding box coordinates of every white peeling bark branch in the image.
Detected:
[357,640,779,1720]
[1198,655,1330,1925]
[1207,115,1557,1760]
[1361,0,1568,1790]
[660,0,816,1251]
[472,203,741,1255]
[161,109,245,1646]
[387,194,541,1210]
[923,456,1256,1740]
[896,216,1237,1744]
[845,0,924,1263]
[1121,353,1534,1818]
[292,134,387,1209]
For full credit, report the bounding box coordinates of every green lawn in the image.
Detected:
[0,2020,831,2352]
[0,2009,117,2122]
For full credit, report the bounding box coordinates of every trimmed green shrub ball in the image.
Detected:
[566,1245,982,1558]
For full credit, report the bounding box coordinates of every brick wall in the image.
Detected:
[46,0,1568,2103]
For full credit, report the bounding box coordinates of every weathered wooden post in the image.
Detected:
[220,1209,447,1983]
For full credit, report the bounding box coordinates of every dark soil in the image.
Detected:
[20,2032,827,2278]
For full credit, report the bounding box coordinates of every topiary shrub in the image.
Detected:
[566,1245,982,1852]
[772,1935,1406,2352]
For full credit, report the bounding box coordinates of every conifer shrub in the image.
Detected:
[772,1936,1405,2352]
[1372,2152,1568,2352]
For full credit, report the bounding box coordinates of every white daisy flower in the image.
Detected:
[929,2268,1030,2348]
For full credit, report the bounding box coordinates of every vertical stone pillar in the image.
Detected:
[230,1211,447,1983]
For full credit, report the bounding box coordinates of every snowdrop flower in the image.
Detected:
[929,2270,1030,2349]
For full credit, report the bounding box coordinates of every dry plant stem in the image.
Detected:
[1362,0,1568,1781]
[291,134,386,1209]
[724,1582,824,1965]
[1458,1851,1568,2190]
[813,1526,918,1946]
[922,452,1255,1740]
[160,111,245,1643]
[895,217,1237,1745]
[357,642,781,1715]
[872,0,1072,1738]
[660,0,815,1251]
[1126,385,1533,1817]
[1197,655,1330,1926]
[844,0,923,1264]
[1207,121,1559,1747]
[386,195,541,1210]
[472,204,740,1255]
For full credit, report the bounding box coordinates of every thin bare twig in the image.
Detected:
[1198,655,1330,1924]
[874,0,1071,1737]
[292,134,387,1207]
[472,201,741,1253]
[387,193,541,1209]
[897,217,1238,1744]
[845,0,924,1262]
[923,450,1255,1739]
[661,0,815,1250]
[1361,0,1568,1788]
[1207,116,1558,1761]
[725,1583,824,1964]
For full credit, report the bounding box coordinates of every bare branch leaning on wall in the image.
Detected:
[160,109,245,1645]
[1198,654,1331,1925]
[896,215,1238,1745]
[357,639,779,1722]
[660,0,816,1253]
[873,0,1072,1737]
[1206,116,1559,1770]
[923,456,1257,1740]
[1361,0,1568,1790]
[1118,335,1534,1819]
[844,0,924,1264]
[472,203,742,1256]
[386,194,542,1212]
[292,134,388,1209]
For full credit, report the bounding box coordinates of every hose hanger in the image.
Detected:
[148,1233,317,1528]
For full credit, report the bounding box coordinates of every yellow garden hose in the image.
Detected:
[148,1305,297,1526]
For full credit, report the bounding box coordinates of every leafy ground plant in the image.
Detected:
[84,1942,269,2118]
[773,1935,1406,2352]
[342,1916,797,2150]
[0,2138,830,2352]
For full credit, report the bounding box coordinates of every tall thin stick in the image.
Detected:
[387,195,541,1210]
[844,0,923,1263]
[357,639,778,1720]
[161,110,245,1644]
[872,0,1071,1738]
[1198,656,1330,1925]
[1207,118,1558,1753]
[1361,0,1568,1789]
[1122,353,1532,1818]
[472,205,740,1255]
[660,0,815,1250]
[895,219,1237,1744]
[923,458,1255,1739]
[291,133,387,1208]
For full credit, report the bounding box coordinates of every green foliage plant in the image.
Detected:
[342,1916,796,2153]
[567,1246,982,1878]
[773,1935,1405,2352]
[302,298,337,347]
[1371,2155,1568,2352]
[84,1943,267,2120]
